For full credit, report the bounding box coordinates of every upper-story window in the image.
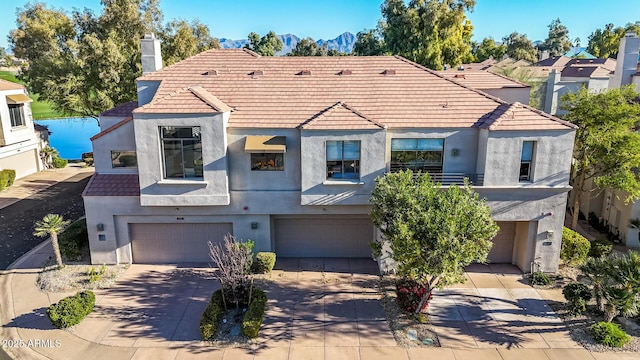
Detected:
[245,136,286,171]
[391,138,444,173]
[520,141,535,181]
[251,153,284,171]
[160,126,202,179]
[111,151,138,168]
[8,104,25,127]
[326,140,360,180]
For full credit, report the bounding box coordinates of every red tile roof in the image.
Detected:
[83,174,140,196]
[134,86,232,114]
[479,102,577,131]
[100,101,137,117]
[435,70,529,90]
[90,116,133,141]
[136,49,572,131]
[298,102,385,130]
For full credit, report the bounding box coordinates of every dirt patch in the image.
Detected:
[378,276,440,347]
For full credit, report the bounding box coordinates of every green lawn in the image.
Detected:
[0,70,65,119]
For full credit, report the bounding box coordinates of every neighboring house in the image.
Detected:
[436,69,531,104]
[82,35,576,272]
[0,79,46,179]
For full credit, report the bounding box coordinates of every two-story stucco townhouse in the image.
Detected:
[0,79,47,179]
[82,35,576,272]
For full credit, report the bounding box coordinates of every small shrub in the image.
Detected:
[242,289,267,338]
[0,172,8,191]
[87,264,107,283]
[562,282,592,316]
[58,219,88,261]
[590,321,630,348]
[46,290,95,328]
[529,271,552,286]
[1,169,16,188]
[52,157,68,169]
[396,278,431,313]
[561,227,590,266]
[589,238,613,258]
[200,290,224,340]
[254,252,276,273]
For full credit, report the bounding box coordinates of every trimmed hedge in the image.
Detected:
[0,169,16,191]
[46,291,95,328]
[589,238,613,258]
[200,290,224,340]
[254,252,276,273]
[591,321,630,348]
[561,227,590,266]
[241,289,267,338]
[52,157,68,169]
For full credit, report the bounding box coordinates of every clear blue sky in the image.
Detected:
[1,0,638,50]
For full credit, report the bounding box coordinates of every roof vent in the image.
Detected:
[382,69,396,75]
[454,74,465,79]
[297,70,312,76]
[202,70,218,76]
[457,66,465,71]
[338,70,352,76]
[249,70,264,76]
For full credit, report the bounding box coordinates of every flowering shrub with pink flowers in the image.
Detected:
[395,278,432,313]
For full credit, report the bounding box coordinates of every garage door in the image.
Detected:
[487,221,515,263]
[0,149,38,179]
[130,223,232,263]
[274,216,373,257]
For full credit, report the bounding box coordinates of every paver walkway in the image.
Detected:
[430,264,581,349]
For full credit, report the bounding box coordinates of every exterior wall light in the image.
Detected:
[251,222,258,229]
[452,148,460,157]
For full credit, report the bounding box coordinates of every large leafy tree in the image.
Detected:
[377,0,475,69]
[289,37,327,56]
[539,18,572,57]
[502,32,537,62]
[561,85,640,230]
[244,31,283,56]
[587,22,640,58]
[34,214,70,269]
[10,0,216,119]
[353,29,386,56]
[370,170,498,312]
[159,19,219,66]
[472,37,506,62]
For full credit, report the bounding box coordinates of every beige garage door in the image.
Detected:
[274,216,373,257]
[0,149,38,179]
[130,223,232,263]
[487,221,515,263]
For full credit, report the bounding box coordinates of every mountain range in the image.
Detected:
[218,32,356,55]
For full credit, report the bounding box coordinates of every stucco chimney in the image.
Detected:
[610,32,640,89]
[539,50,550,61]
[141,33,162,75]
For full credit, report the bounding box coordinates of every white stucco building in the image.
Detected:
[83,36,576,272]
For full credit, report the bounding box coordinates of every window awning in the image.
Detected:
[6,94,32,104]
[244,136,286,153]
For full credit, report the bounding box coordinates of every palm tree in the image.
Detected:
[34,214,70,268]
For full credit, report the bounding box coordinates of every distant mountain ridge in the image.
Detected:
[218,32,356,55]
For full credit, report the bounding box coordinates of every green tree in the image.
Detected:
[34,214,71,268]
[502,32,537,62]
[561,85,640,230]
[539,18,572,57]
[289,37,327,56]
[587,22,640,58]
[472,37,506,62]
[370,170,498,312]
[353,29,386,56]
[378,0,475,69]
[160,19,219,66]
[244,31,283,56]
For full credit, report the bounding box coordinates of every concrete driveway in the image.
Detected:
[429,263,582,349]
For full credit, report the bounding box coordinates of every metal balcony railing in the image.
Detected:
[427,173,484,186]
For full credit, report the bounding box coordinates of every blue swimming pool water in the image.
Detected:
[34,118,100,160]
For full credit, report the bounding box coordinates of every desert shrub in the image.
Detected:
[561,227,590,266]
[58,219,88,261]
[241,289,267,338]
[46,291,95,328]
[590,321,630,347]
[87,264,107,283]
[253,252,276,273]
[200,290,224,340]
[563,282,592,316]
[396,278,431,313]
[589,238,613,258]
[529,271,552,286]
[52,157,68,169]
